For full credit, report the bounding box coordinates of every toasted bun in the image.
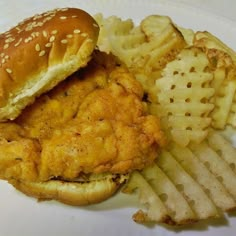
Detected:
[0,8,99,121]
[10,174,127,206]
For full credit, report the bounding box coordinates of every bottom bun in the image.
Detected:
[10,174,128,206]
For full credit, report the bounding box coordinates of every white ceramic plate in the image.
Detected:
[0,1,236,236]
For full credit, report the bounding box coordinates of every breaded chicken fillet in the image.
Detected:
[0,51,165,204]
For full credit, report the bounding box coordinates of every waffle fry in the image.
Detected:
[94,12,236,227]
[139,15,186,73]
[228,103,236,127]
[194,31,236,62]
[123,171,170,223]
[95,14,186,75]
[124,131,236,225]
[153,47,214,146]
[212,80,236,128]
[194,33,236,129]
[207,131,236,171]
[94,14,138,54]
[177,26,194,46]
[141,164,197,224]
[172,142,236,211]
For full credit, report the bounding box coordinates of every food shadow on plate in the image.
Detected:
[14,186,234,231]
[161,215,229,232]
[131,213,231,231]
[228,210,236,218]
[81,191,233,232]
[81,191,141,211]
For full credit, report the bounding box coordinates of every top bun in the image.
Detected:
[0,8,99,121]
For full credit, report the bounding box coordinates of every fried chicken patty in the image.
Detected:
[0,52,165,182]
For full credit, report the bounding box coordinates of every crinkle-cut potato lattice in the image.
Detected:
[150,47,215,146]
[176,26,194,46]
[94,14,186,92]
[193,31,236,129]
[194,31,236,62]
[95,11,236,227]
[123,130,236,225]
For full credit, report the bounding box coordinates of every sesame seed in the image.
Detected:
[5,33,12,38]
[3,44,9,49]
[33,14,42,20]
[31,32,36,38]
[44,11,55,16]
[6,68,12,74]
[24,37,32,43]
[31,32,39,38]
[15,27,23,33]
[61,39,68,44]
[93,23,99,28]
[25,25,33,31]
[2,59,5,64]
[44,16,53,22]
[18,29,24,33]
[51,30,58,35]
[45,43,52,48]
[31,21,37,27]
[73,29,80,34]
[49,36,55,42]
[43,31,48,37]
[81,33,88,37]
[66,34,73,38]
[0,53,5,57]
[37,22,44,27]
[39,50,46,57]
[5,37,15,43]
[4,55,9,60]
[87,39,93,43]
[60,16,67,20]
[35,44,41,51]
[72,15,78,18]
[61,8,69,11]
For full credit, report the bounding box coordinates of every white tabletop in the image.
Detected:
[176,0,236,21]
[0,0,236,25]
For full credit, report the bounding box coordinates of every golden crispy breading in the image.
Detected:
[0,52,165,182]
[39,74,164,180]
[16,59,109,140]
[0,123,40,181]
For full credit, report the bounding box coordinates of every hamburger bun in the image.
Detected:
[0,9,165,206]
[0,8,99,121]
[10,174,128,206]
